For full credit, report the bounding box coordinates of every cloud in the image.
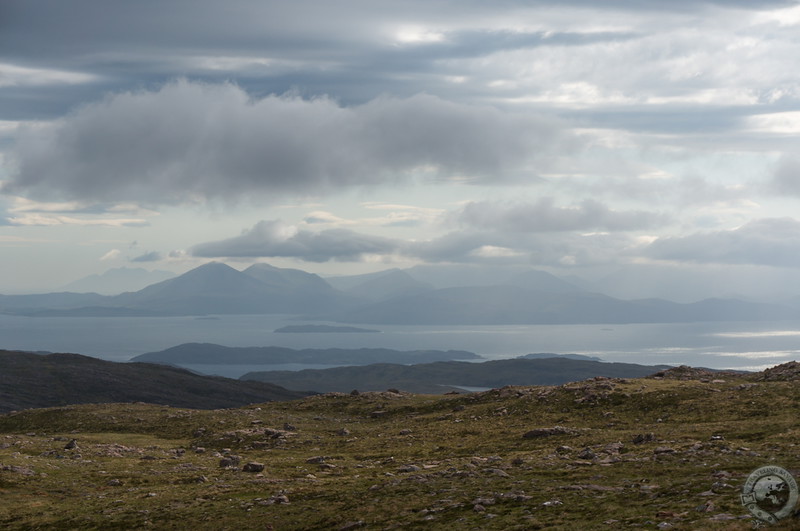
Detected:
[4,80,569,205]
[131,251,162,262]
[453,198,667,232]
[646,218,800,267]
[770,155,800,196]
[191,219,401,262]
[100,249,121,261]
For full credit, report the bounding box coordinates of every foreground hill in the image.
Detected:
[241,357,672,393]
[0,350,312,413]
[2,364,799,529]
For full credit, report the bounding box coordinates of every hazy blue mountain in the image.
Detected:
[62,267,176,295]
[0,292,108,314]
[404,263,533,288]
[334,285,798,325]
[243,262,332,292]
[132,342,480,365]
[111,262,281,314]
[0,349,312,413]
[241,357,672,394]
[502,269,585,293]
[328,269,433,301]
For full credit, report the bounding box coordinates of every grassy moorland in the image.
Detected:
[1,364,799,530]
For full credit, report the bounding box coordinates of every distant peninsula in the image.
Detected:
[274,324,380,333]
[132,343,480,365]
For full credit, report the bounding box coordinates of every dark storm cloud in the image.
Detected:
[191,220,401,262]
[454,198,666,232]
[3,80,567,204]
[131,251,163,263]
[646,218,800,268]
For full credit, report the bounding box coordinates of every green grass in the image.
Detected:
[2,377,799,529]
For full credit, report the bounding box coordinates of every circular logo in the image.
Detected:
[741,466,798,524]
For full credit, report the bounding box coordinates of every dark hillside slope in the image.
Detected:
[242,357,672,394]
[0,350,312,413]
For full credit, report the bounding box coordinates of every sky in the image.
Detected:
[2,0,800,299]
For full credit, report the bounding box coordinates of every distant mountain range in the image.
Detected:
[241,356,673,394]
[132,343,480,365]
[0,349,313,413]
[61,267,176,295]
[2,261,798,324]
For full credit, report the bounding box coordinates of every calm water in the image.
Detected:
[2,314,799,377]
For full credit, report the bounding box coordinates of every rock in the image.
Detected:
[653,446,675,455]
[1,465,34,476]
[399,429,412,435]
[522,426,575,439]
[306,456,326,464]
[64,439,79,450]
[577,448,596,460]
[242,462,265,473]
[370,411,387,418]
[350,389,360,396]
[338,521,364,530]
[107,479,122,486]
[336,428,351,436]
[398,464,421,473]
[271,494,290,504]
[632,433,656,444]
[219,456,241,468]
[283,423,296,431]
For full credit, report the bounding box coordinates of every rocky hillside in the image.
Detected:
[0,350,312,413]
[1,363,799,529]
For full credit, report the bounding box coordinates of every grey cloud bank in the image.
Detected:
[4,81,567,204]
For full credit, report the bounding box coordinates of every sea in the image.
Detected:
[1,313,799,378]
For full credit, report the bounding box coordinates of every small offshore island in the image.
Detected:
[273,324,380,333]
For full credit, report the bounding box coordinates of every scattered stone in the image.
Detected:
[336,428,351,436]
[653,446,675,455]
[107,479,122,486]
[1,465,34,475]
[242,462,265,473]
[632,433,656,444]
[219,456,241,468]
[473,497,496,506]
[757,361,800,381]
[370,411,387,418]
[350,389,360,396]
[473,504,486,512]
[399,429,412,436]
[555,445,572,454]
[283,423,296,431]
[542,499,563,507]
[398,464,421,473]
[338,521,364,530]
[522,426,576,439]
[64,439,79,450]
[306,456,326,464]
[577,448,596,460]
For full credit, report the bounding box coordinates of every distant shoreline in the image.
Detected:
[273,324,381,334]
